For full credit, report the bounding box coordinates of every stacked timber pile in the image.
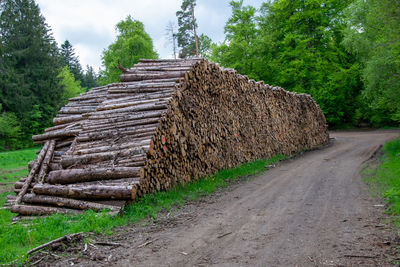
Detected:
[5,58,329,216]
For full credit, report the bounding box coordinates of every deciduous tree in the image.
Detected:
[100,15,158,84]
[343,0,400,125]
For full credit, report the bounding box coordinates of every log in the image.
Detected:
[14,181,23,189]
[76,128,156,142]
[107,81,177,91]
[47,167,142,184]
[60,146,149,168]
[120,71,186,82]
[33,184,135,200]
[32,129,80,142]
[37,140,56,183]
[58,107,95,114]
[74,139,151,155]
[81,117,160,134]
[15,141,50,204]
[26,232,83,255]
[83,110,163,125]
[136,58,199,64]
[96,97,171,111]
[22,194,120,212]
[55,139,74,149]
[91,101,168,116]
[10,204,82,216]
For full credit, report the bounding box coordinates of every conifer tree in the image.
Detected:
[60,40,84,85]
[0,0,62,139]
[176,0,199,58]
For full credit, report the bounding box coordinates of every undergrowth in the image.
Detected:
[0,154,287,265]
[363,136,400,225]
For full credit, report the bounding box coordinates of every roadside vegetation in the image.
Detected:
[0,147,37,192]
[364,137,400,225]
[0,153,286,265]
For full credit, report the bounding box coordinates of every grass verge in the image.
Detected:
[363,136,400,225]
[0,154,287,265]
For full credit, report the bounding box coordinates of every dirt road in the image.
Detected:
[44,130,400,266]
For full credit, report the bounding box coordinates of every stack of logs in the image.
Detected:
[4,58,329,216]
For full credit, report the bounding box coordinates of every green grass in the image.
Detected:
[0,154,286,265]
[0,147,38,170]
[363,136,400,224]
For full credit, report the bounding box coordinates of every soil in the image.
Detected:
[30,130,400,266]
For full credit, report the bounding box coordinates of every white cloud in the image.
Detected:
[36,0,264,70]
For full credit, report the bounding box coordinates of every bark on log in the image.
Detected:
[47,167,142,184]
[33,184,135,200]
[37,140,56,183]
[15,141,50,204]
[32,129,80,143]
[81,117,160,134]
[11,204,82,215]
[78,124,158,141]
[22,194,120,212]
[120,71,186,82]
[74,139,150,155]
[60,146,149,168]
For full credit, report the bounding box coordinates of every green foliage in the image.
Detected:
[57,65,84,104]
[82,65,98,91]
[60,40,83,85]
[198,33,212,58]
[363,136,400,224]
[343,0,400,126]
[211,1,260,79]
[175,1,211,59]
[212,0,363,127]
[0,0,64,147]
[0,154,286,264]
[100,15,158,85]
[0,106,21,151]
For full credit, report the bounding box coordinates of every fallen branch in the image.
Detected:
[137,238,157,248]
[27,232,83,255]
[217,232,232,238]
[94,241,122,247]
[343,254,379,259]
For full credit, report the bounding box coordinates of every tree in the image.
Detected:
[60,40,83,85]
[82,65,98,91]
[176,0,199,58]
[0,0,63,140]
[100,15,158,85]
[198,34,212,58]
[57,65,83,104]
[0,104,21,150]
[343,0,400,126]
[260,0,363,126]
[211,1,260,79]
[165,21,178,59]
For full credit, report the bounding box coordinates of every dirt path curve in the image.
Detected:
[50,130,400,266]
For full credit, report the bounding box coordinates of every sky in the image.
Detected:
[35,0,265,71]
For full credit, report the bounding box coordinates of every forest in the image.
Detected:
[0,0,399,151]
